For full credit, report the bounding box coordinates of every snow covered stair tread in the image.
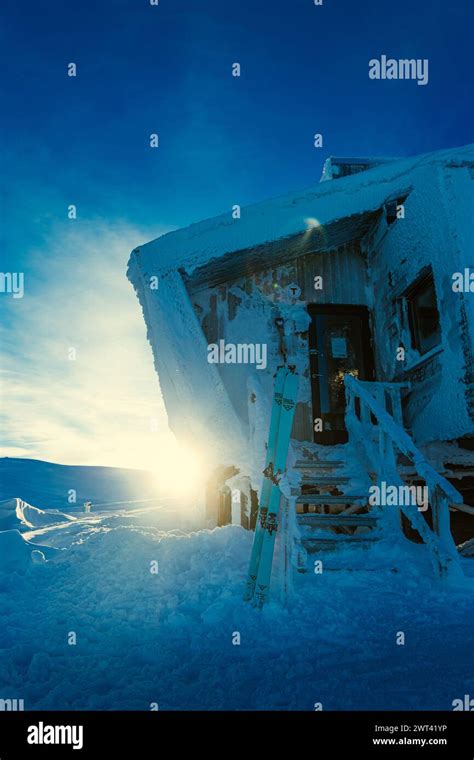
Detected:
[295,493,368,505]
[297,513,379,528]
[300,474,352,485]
[294,459,345,469]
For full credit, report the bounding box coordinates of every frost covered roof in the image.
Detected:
[128,144,474,281]
[320,156,398,181]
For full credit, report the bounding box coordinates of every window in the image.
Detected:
[406,270,441,355]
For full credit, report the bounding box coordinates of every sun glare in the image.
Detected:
[152,439,208,499]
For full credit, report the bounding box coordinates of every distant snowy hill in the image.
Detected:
[0,457,166,512]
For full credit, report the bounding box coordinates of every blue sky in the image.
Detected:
[1,0,473,469]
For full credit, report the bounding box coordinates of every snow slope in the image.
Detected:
[0,458,167,513]
[0,507,473,710]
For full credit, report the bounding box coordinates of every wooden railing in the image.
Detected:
[344,375,463,578]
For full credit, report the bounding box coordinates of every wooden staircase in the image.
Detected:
[290,454,379,571]
[286,377,465,578]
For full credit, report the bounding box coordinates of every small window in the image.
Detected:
[406,270,441,355]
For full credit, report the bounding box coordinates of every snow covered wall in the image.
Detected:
[365,157,474,444]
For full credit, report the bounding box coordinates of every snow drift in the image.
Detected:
[0,530,51,573]
[0,511,473,710]
[0,497,76,531]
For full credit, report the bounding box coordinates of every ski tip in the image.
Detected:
[243,579,256,602]
[253,594,265,610]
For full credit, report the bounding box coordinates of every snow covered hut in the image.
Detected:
[128,144,474,564]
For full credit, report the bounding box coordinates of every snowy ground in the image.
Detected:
[0,494,473,711]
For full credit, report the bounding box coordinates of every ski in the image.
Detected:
[253,368,299,608]
[243,366,288,601]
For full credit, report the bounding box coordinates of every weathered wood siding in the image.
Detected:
[186,241,369,443]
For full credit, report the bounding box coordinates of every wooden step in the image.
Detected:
[300,474,351,486]
[295,494,367,506]
[300,535,379,553]
[297,513,378,528]
[295,459,345,469]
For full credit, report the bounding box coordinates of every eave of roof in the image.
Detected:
[128,143,474,284]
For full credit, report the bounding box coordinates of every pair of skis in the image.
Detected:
[244,366,299,608]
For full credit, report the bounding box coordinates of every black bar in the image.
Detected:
[0,711,472,757]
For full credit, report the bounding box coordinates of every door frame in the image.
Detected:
[308,304,375,444]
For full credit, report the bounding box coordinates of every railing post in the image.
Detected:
[373,385,386,411]
[383,431,397,475]
[390,387,403,427]
[431,487,453,545]
[360,399,371,427]
[344,381,355,443]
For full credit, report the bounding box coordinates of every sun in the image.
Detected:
[151,438,208,499]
